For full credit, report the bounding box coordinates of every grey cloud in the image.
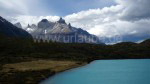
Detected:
[64,0,150,43]
[118,0,150,21]
[0,0,28,17]
[0,7,25,17]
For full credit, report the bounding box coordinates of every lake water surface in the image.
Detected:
[41,59,150,84]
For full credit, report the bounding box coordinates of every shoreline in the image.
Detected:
[1,59,150,84]
[0,60,87,84]
[39,62,87,84]
[40,58,150,84]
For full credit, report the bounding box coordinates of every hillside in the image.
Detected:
[0,35,150,63]
[0,16,32,38]
[0,35,150,84]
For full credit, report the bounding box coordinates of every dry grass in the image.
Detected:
[2,60,86,73]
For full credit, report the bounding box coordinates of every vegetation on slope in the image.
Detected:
[0,35,150,84]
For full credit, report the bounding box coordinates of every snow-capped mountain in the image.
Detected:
[15,17,104,44]
[0,16,32,38]
[26,24,37,33]
[50,21,75,34]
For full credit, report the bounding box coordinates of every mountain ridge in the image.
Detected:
[17,17,104,44]
[0,16,32,38]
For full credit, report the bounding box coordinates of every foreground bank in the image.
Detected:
[0,59,87,84]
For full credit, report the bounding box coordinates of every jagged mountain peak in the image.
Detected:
[14,22,22,28]
[57,17,66,24]
[41,19,49,23]
[38,19,55,29]
[68,23,71,28]
[26,24,38,33]
[27,24,31,28]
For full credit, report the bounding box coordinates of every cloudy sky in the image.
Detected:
[1,0,150,43]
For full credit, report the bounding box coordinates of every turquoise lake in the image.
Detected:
[41,59,150,84]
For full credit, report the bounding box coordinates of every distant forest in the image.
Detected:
[0,35,150,65]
